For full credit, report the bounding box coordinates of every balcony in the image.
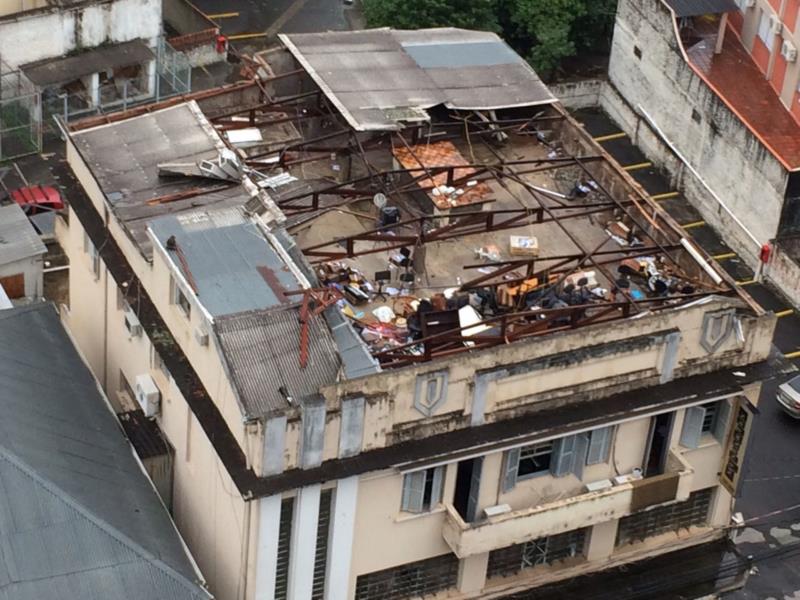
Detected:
[442,451,694,558]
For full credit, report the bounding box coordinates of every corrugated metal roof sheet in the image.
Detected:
[663,0,738,16]
[279,28,556,131]
[0,204,46,265]
[216,308,342,416]
[149,208,302,318]
[0,304,210,600]
[70,102,246,257]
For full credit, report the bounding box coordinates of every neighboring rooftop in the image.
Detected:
[683,16,800,170]
[149,208,302,318]
[663,0,737,17]
[0,202,46,265]
[21,39,154,87]
[279,28,557,131]
[69,101,248,256]
[0,303,210,600]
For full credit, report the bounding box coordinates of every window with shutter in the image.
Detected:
[713,400,731,443]
[502,447,521,492]
[586,426,614,465]
[517,442,553,480]
[551,435,576,477]
[401,467,445,513]
[571,433,590,480]
[680,406,706,449]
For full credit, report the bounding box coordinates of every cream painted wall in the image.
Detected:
[56,211,251,600]
[0,0,161,69]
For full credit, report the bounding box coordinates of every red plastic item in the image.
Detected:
[216,34,228,54]
[760,243,772,264]
[10,185,64,215]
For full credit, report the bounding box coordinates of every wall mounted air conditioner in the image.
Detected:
[194,327,209,346]
[770,14,783,35]
[135,374,161,418]
[782,39,798,62]
[124,307,142,338]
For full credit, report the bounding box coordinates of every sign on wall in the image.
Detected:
[720,398,754,495]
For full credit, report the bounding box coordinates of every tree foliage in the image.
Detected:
[363,0,499,32]
[361,0,618,79]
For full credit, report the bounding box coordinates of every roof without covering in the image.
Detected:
[22,39,154,87]
[0,203,46,265]
[149,208,302,318]
[279,28,556,131]
[216,308,342,416]
[663,0,738,16]
[70,101,247,257]
[0,303,210,600]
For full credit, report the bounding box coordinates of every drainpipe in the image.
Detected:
[636,105,765,279]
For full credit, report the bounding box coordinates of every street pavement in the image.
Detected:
[574,108,800,598]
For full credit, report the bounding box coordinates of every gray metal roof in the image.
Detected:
[0,303,210,600]
[215,308,342,416]
[70,102,247,257]
[279,28,556,131]
[149,208,302,318]
[0,204,46,265]
[22,39,154,88]
[663,0,738,16]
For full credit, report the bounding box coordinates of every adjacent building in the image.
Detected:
[0,202,46,299]
[0,302,211,599]
[606,0,800,306]
[56,28,777,600]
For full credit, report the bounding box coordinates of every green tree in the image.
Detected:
[362,0,499,32]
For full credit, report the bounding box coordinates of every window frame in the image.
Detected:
[171,277,191,318]
[517,441,554,480]
[400,466,445,514]
[758,9,775,49]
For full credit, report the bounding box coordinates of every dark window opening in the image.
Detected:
[778,172,800,238]
[518,442,553,478]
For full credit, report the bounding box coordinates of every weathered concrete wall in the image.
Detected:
[163,0,223,67]
[550,78,605,110]
[0,0,162,69]
[769,242,800,310]
[605,0,789,271]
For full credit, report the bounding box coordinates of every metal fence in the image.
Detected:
[43,37,192,125]
[0,58,42,162]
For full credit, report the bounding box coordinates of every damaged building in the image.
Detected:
[55,28,777,600]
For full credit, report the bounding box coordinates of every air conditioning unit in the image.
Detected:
[135,374,161,418]
[124,307,142,338]
[770,14,783,35]
[783,39,798,62]
[194,327,209,346]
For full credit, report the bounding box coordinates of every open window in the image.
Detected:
[401,466,445,514]
[680,400,731,449]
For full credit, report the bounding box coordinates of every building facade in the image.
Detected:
[605,0,800,307]
[56,28,777,600]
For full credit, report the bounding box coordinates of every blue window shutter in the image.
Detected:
[401,471,426,513]
[587,426,614,465]
[430,466,445,507]
[572,433,590,480]
[551,435,576,477]
[713,400,731,443]
[680,406,706,449]
[502,448,520,492]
